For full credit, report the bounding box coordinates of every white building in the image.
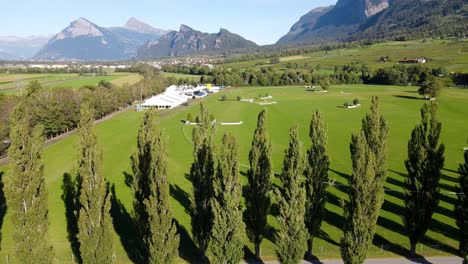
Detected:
[142,85,188,109]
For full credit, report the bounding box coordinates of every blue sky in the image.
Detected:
[1,0,336,45]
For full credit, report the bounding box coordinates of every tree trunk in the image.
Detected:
[200,240,206,263]
[255,242,261,260]
[410,242,416,257]
[307,237,314,258]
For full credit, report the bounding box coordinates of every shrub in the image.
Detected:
[344,102,350,108]
[237,96,242,101]
[353,98,359,105]
[221,94,228,101]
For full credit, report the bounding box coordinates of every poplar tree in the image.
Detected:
[304,110,330,257]
[404,102,444,257]
[341,97,388,264]
[245,109,272,260]
[6,101,54,264]
[190,102,216,261]
[132,110,157,259]
[144,122,179,264]
[275,126,307,264]
[208,133,245,264]
[457,149,468,264]
[76,103,114,264]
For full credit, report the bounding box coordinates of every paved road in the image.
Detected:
[251,257,462,264]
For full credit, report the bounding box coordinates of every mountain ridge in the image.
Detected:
[137,25,258,59]
[34,17,167,61]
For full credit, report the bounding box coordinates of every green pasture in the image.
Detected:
[223,39,468,73]
[0,73,142,95]
[0,84,467,263]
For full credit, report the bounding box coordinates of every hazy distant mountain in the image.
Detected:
[34,17,167,61]
[278,0,466,44]
[137,25,258,58]
[0,35,50,60]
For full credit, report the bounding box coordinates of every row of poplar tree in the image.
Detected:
[5,96,468,264]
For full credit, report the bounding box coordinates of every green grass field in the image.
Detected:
[223,39,468,73]
[0,73,142,95]
[0,74,78,91]
[1,84,467,263]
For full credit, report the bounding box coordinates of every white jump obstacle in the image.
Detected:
[346,104,361,109]
[315,90,328,93]
[220,121,244,126]
[258,101,278,105]
[241,98,254,103]
[185,120,217,126]
[341,91,353,95]
[259,96,273,100]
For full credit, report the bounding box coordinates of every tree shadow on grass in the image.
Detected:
[109,184,142,263]
[123,171,133,188]
[243,246,262,264]
[174,220,200,264]
[0,172,7,253]
[393,95,424,100]
[169,184,191,214]
[61,173,81,263]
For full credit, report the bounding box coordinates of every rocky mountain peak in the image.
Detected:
[55,17,103,40]
[124,17,166,34]
[179,24,194,33]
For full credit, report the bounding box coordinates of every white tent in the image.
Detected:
[142,86,188,109]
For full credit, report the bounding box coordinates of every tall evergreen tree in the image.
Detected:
[245,109,273,260]
[275,126,307,264]
[341,97,388,264]
[144,117,180,264]
[208,133,245,264]
[457,149,468,264]
[404,102,445,257]
[304,110,330,257]
[76,103,114,264]
[131,110,157,260]
[6,101,54,264]
[190,102,216,261]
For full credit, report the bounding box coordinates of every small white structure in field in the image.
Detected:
[220,121,244,126]
[346,104,361,109]
[259,95,273,100]
[315,90,328,93]
[241,98,254,103]
[258,101,277,105]
[341,91,352,95]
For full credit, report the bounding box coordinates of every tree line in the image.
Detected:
[0,69,168,157]
[5,95,468,263]
[194,63,449,88]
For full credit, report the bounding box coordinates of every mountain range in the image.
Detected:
[34,17,168,61]
[0,35,50,60]
[137,25,258,59]
[1,0,465,61]
[278,0,467,44]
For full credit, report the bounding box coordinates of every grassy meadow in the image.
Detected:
[0,73,142,94]
[1,84,467,263]
[223,39,468,73]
